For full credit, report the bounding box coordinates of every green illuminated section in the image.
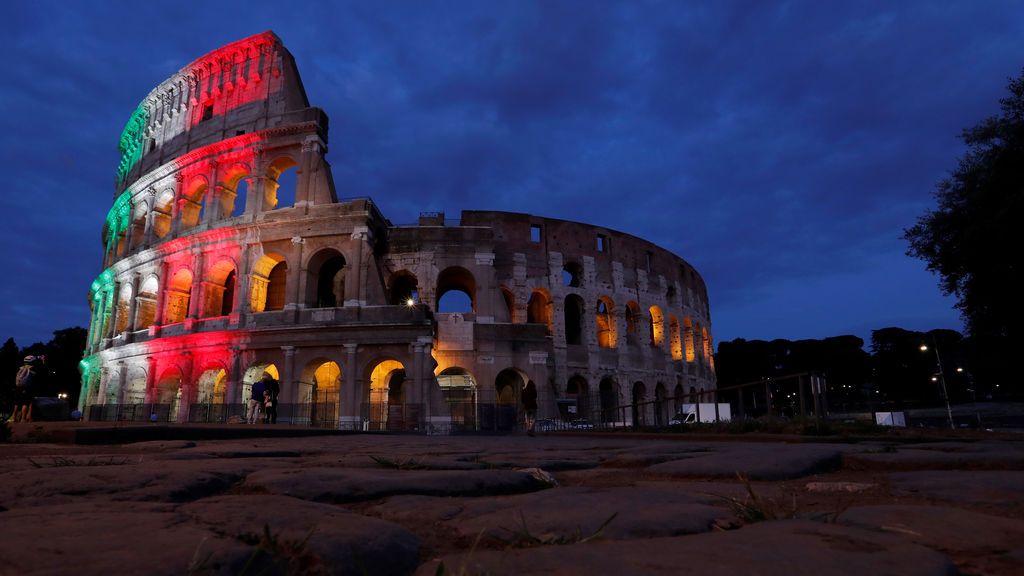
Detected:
[105,191,132,244]
[90,268,114,296]
[116,104,149,186]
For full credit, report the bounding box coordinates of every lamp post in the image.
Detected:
[920,337,955,430]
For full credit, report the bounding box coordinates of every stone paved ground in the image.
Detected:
[1,425,1023,575]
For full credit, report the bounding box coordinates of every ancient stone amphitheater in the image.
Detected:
[80,31,716,432]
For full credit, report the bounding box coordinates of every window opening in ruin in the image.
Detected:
[265,157,298,210]
[436,267,476,313]
[203,259,236,318]
[566,375,589,420]
[231,179,248,217]
[236,130,245,136]
[649,305,664,347]
[530,225,541,243]
[527,289,553,334]
[562,262,582,287]
[440,367,479,429]
[316,256,346,308]
[632,381,646,426]
[201,104,214,122]
[265,261,288,311]
[666,285,677,306]
[221,270,236,316]
[646,251,653,273]
[274,167,297,209]
[368,360,405,431]
[153,191,174,238]
[501,287,515,323]
[164,269,193,324]
[439,290,472,313]
[135,276,159,330]
[599,377,617,423]
[564,294,584,345]
[302,360,342,426]
[596,297,616,348]
[389,272,419,306]
[596,234,607,253]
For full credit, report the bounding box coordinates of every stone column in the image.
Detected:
[106,282,121,340]
[178,352,193,423]
[282,345,297,409]
[232,244,252,322]
[97,367,110,406]
[143,192,157,247]
[347,228,367,307]
[202,161,220,225]
[227,346,242,406]
[340,343,359,429]
[126,274,142,338]
[116,362,129,406]
[295,137,318,212]
[284,237,304,312]
[171,173,185,238]
[151,261,169,331]
[144,356,157,405]
[187,250,205,320]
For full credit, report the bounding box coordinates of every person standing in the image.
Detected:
[522,381,538,436]
[262,373,280,424]
[12,356,41,423]
[248,377,266,424]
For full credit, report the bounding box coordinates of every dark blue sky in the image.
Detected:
[2,1,1021,348]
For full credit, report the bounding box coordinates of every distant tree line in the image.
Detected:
[0,327,87,414]
[715,328,997,412]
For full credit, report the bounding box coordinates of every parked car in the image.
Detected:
[535,419,559,432]
[570,419,595,430]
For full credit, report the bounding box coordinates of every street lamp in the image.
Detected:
[920,339,955,430]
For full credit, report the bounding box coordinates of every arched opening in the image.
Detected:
[599,377,618,423]
[564,294,584,345]
[180,177,208,229]
[202,259,236,317]
[562,261,583,287]
[163,268,193,324]
[389,271,419,305]
[566,375,589,421]
[625,301,641,345]
[114,283,132,334]
[689,386,698,403]
[250,252,287,312]
[669,315,682,361]
[702,326,712,364]
[527,289,553,334]
[125,368,146,405]
[231,178,248,217]
[437,266,476,313]
[220,165,250,218]
[152,190,174,238]
[265,156,298,210]
[439,367,478,430]
[191,367,228,423]
[243,363,279,422]
[155,368,183,422]
[684,317,696,362]
[655,382,667,426]
[130,204,147,249]
[596,296,616,348]
[300,359,342,427]
[649,305,664,347]
[632,381,646,426]
[493,368,524,431]
[135,276,159,330]
[367,359,406,431]
[500,287,515,323]
[306,249,346,308]
[673,383,685,414]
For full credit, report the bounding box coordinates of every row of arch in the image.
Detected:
[106,154,299,267]
[563,374,710,425]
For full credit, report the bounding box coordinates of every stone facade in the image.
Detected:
[80,31,716,431]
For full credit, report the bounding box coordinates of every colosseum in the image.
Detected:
[79,31,716,432]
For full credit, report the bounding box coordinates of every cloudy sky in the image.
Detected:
[1,1,1020,348]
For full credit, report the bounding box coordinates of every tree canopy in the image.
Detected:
[904,68,1024,392]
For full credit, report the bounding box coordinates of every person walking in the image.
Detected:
[522,381,538,436]
[12,356,42,423]
[248,377,266,424]
[262,374,280,424]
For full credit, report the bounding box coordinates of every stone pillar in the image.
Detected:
[227,347,242,405]
[126,274,142,338]
[151,261,169,331]
[144,356,157,405]
[106,282,121,340]
[143,192,156,247]
[232,244,252,322]
[347,228,367,307]
[97,367,110,406]
[410,342,424,408]
[178,352,193,423]
[187,250,205,320]
[284,238,303,312]
[295,137,319,212]
[282,345,297,408]
[340,343,360,429]
[202,161,220,225]
[171,173,185,238]
[116,362,128,406]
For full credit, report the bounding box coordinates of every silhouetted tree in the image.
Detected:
[904,68,1024,393]
[0,338,19,414]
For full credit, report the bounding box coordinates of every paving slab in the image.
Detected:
[888,470,1024,507]
[838,504,1024,576]
[846,441,1024,470]
[647,443,848,480]
[416,520,958,576]
[181,495,420,576]
[244,467,554,503]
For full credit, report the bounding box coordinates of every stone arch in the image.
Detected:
[673,382,685,414]
[114,282,133,334]
[219,161,251,218]
[389,270,419,305]
[632,381,647,426]
[180,175,209,229]
[438,366,478,429]
[566,374,589,420]
[195,366,228,405]
[527,288,553,334]
[669,315,682,361]
[562,261,583,287]
[493,368,526,431]
[305,248,347,308]
[655,382,668,426]
[649,305,664,347]
[365,358,407,431]
[564,294,585,345]
[596,296,616,348]
[684,317,696,362]
[152,189,174,238]
[130,202,147,249]
[125,364,147,405]
[436,266,476,313]
[265,155,298,210]
[702,325,712,363]
[500,286,515,323]
[135,275,159,330]
[625,300,641,345]
[163,268,192,324]
[250,252,287,312]
[300,358,343,426]
[202,258,237,317]
[155,367,183,422]
[598,376,618,423]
